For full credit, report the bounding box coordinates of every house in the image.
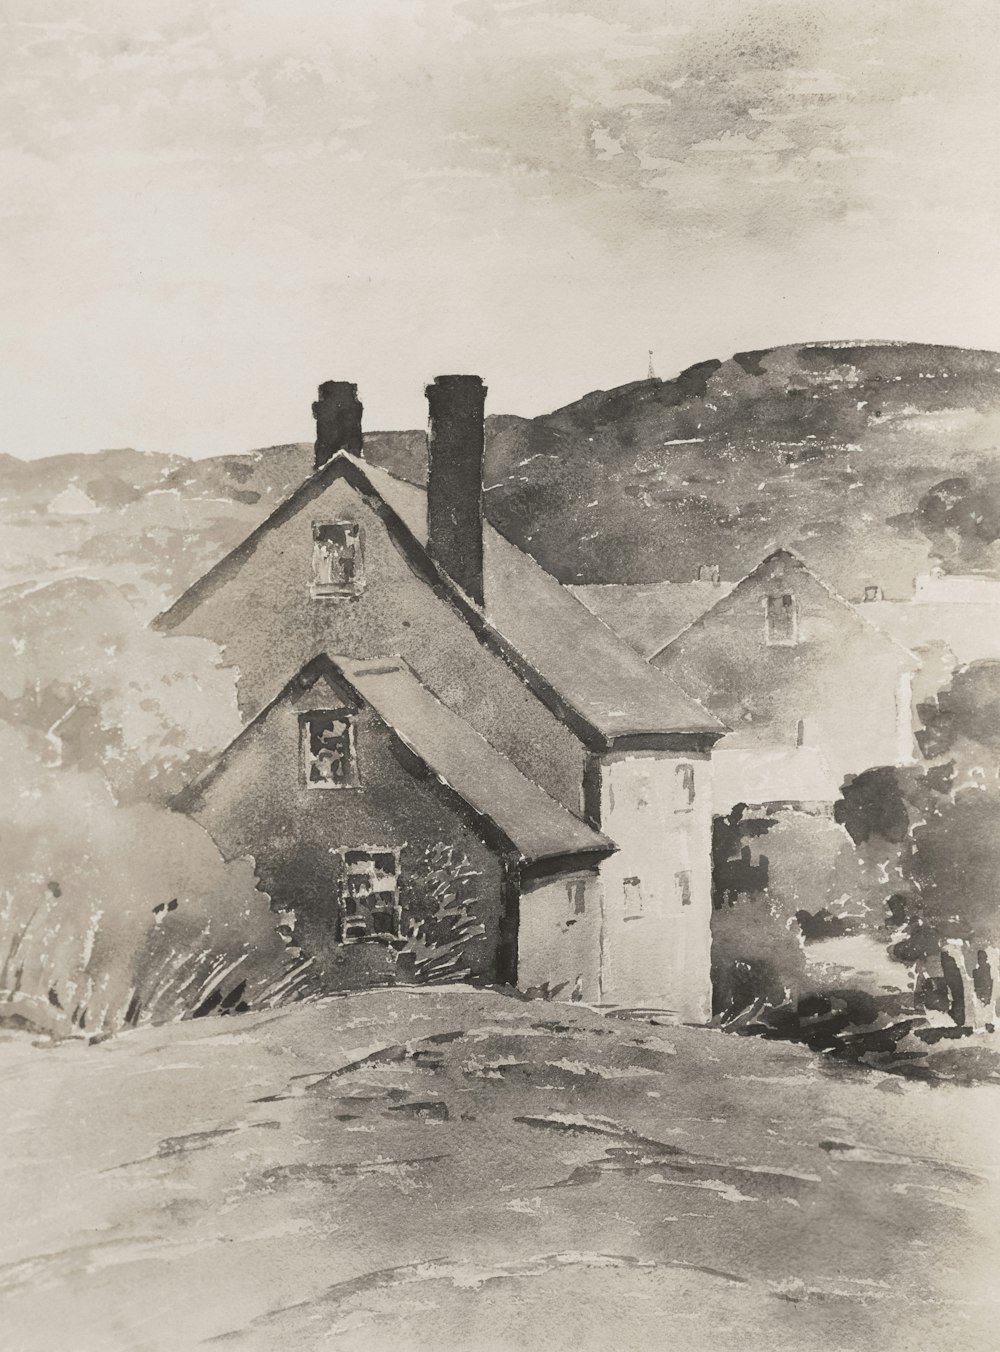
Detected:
[649,548,918,790]
[856,573,1000,669]
[176,654,613,991]
[158,377,726,1018]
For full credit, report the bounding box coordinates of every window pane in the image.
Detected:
[312,522,363,595]
[765,592,797,645]
[303,711,357,788]
[623,876,643,917]
[339,849,400,943]
[675,870,692,907]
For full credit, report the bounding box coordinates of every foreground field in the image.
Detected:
[1,989,998,1352]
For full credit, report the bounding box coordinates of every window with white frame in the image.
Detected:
[623,875,644,918]
[674,761,695,811]
[301,710,358,788]
[339,849,401,942]
[674,869,692,908]
[764,592,798,646]
[311,521,364,597]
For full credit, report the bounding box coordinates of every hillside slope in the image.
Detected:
[2,989,998,1351]
[479,342,1000,596]
[3,342,1000,603]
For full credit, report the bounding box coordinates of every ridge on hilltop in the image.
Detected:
[3,341,1000,605]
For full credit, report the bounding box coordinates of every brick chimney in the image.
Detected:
[313,381,363,470]
[425,375,487,606]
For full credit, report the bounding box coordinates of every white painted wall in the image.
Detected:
[516,752,714,1020]
[594,750,714,1021]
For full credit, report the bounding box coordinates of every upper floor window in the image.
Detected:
[623,875,644,918]
[764,592,798,646]
[675,869,692,907]
[339,849,400,942]
[674,761,695,811]
[301,710,358,788]
[311,521,364,597]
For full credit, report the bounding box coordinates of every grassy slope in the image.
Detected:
[2,989,998,1352]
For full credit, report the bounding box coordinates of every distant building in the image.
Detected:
[649,547,918,789]
[159,377,725,1019]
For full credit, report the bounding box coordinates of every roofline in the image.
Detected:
[649,544,919,665]
[155,452,718,744]
[174,652,615,869]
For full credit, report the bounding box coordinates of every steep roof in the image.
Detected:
[156,452,723,744]
[650,547,918,666]
[181,654,614,870]
[568,580,736,658]
[345,457,722,739]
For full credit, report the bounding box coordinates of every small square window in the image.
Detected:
[301,711,358,788]
[764,592,798,646]
[567,880,586,917]
[674,762,695,812]
[311,522,364,597]
[339,849,400,943]
[623,876,643,918]
[675,869,692,907]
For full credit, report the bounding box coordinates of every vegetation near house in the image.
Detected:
[711,661,1000,1060]
[0,583,315,1037]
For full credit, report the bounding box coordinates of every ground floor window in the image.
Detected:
[339,849,401,943]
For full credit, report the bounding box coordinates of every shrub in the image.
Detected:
[0,722,314,1038]
[396,843,486,984]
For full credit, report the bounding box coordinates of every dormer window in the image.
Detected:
[674,761,695,811]
[311,522,363,597]
[301,710,358,788]
[764,592,798,646]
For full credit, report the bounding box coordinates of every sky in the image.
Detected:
[2,0,1000,459]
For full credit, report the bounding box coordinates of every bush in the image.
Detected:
[0,722,314,1038]
[396,844,486,984]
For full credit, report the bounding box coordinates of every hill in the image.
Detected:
[478,341,1000,596]
[3,342,1000,604]
[2,987,997,1351]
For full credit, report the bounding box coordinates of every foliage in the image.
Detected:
[396,844,486,985]
[0,577,241,804]
[711,892,809,1021]
[0,721,314,1039]
[834,661,1000,1019]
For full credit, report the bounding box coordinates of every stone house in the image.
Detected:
[158,377,725,1018]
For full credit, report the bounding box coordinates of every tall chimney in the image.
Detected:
[313,381,363,470]
[425,375,487,606]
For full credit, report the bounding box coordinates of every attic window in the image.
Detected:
[674,762,695,811]
[764,592,798,646]
[311,522,363,597]
[339,849,400,943]
[301,711,358,788]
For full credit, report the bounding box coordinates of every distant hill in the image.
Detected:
[3,341,1000,605]
[475,341,1000,597]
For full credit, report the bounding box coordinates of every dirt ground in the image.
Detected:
[1,988,998,1352]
